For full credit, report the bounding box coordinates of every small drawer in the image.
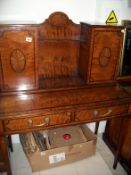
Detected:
[75,104,129,122]
[92,104,129,119]
[4,112,72,133]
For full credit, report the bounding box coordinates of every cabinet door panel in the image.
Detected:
[89,30,123,83]
[0,30,38,91]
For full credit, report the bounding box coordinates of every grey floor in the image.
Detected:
[1,135,127,175]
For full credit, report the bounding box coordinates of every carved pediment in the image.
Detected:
[48,12,70,27]
[38,12,80,40]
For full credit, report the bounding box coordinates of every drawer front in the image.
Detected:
[4,112,72,132]
[92,104,128,119]
[75,104,129,122]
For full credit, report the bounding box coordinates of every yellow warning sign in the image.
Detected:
[106,10,118,24]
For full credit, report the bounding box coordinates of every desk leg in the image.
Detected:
[0,136,12,175]
[8,136,13,152]
[113,117,128,169]
[95,121,100,134]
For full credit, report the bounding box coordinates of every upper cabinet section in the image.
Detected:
[37,12,83,89]
[80,24,125,85]
[0,12,125,93]
[0,27,38,91]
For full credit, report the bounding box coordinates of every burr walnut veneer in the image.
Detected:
[0,12,131,175]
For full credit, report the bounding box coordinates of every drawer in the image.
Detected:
[4,112,72,132]
[92,104,129,119]
[75,104,129,122]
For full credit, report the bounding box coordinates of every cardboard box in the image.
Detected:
[20,125,97,172]
[48,125,88,148]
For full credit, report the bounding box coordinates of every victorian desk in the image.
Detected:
[0,12,131,175]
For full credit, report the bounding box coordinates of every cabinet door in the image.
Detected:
[89,29,123,83]
[0,30,38,91]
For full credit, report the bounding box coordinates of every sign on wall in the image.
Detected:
[106,10,118,24]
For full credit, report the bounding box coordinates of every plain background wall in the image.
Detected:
[95,0,131,24]
[0,0,97,23]
[0,0,130,143]
[0,0,131,24]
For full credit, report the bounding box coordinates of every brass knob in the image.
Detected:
[28,119,33,127]
[44,117,50,125]
[67,112,71,116]
[93,110,99,117]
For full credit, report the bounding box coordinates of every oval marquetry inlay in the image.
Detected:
[10,49,26,73]
[99,47,111,67]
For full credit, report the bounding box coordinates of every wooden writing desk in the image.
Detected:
[0,12,131,175]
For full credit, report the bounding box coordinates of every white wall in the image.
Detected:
[0,0,130,143]
[0,0,97,24]
[95,0,131,24]
[0,0,130,24]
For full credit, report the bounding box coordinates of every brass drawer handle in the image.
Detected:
[93,109,112,117]
[28,117,50,127]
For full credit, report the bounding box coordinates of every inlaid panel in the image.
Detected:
[89,29,124,83]
[0,29,38,91]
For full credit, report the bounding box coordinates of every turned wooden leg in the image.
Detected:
[0,136,12,175]
[95,121,100,134]
[113,116,128,169]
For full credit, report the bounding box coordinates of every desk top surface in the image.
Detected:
[0,85,130,117]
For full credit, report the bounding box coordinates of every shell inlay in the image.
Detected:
[10,49,26,73]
